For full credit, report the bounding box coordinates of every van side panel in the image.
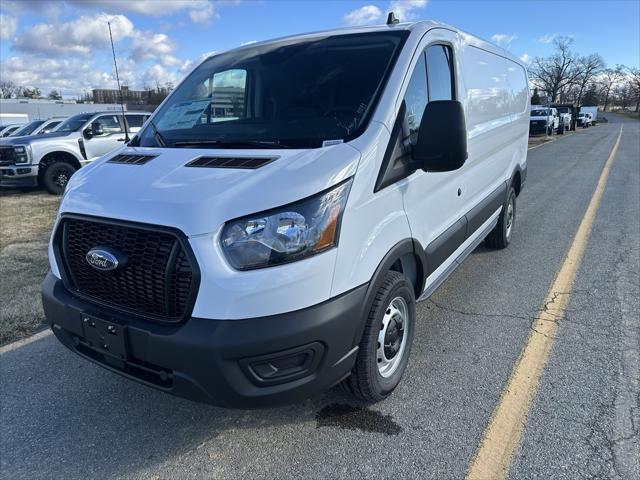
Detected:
[460,45,518,219]
[505,60,530,179]
[330,123,413,298]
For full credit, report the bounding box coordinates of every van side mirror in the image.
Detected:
[414,100,467,172]
[83,128,93,139]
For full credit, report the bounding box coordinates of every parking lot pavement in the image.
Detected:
[1,115,638,479]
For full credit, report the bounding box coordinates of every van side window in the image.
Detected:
[403,53,428,145]
[426,44,454,101]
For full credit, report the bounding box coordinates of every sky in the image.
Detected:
[0,0,638,99]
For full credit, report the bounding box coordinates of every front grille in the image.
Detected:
[186,156,277,169]
[56,216,198,322]
[0,147,16,166]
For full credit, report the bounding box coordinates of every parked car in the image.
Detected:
[577,112,593,128]
[0,111,150,194]
[4,117,66,138]
[530,107,558,135]
[552,104,578,131]
[0,124,22,137]
[42,20,529,407]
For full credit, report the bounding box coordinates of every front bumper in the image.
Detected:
[529,122,549,135]
[0,165,38,187]
[42,272,367,408]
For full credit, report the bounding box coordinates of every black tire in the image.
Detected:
[40,161,77,195]
[486,186,516,249]
[343,271,416,403]
[558,124,564,135]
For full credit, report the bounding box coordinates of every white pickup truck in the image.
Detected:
[529,106,559,136]
[0,111,150,194]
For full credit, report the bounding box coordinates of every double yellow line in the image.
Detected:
[467,125,624,480]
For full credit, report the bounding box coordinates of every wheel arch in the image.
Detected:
[39,151,83,171]
[353,239,426,347]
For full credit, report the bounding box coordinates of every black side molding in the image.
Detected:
[466,182,507,234]
[424,181,507,275]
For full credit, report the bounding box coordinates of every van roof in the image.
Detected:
[207,20,526,68]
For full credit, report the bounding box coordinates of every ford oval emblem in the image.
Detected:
[85,247,126,272]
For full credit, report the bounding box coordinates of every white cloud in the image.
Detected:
[343,5,382,26]
[519,53,531,64]
[388,0,428,21]
[14,13,134,56]
[130,31,182,67]
[0,14,17,40]
[0,55,113,96]
[538,33,557,44]
[491,33,517,47]
[68,0,216,23]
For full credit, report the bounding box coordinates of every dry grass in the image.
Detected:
[527,135,554,149]
[0,189,60,345]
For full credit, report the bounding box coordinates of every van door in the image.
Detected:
[401,31,467,282]
[83,114,127,160]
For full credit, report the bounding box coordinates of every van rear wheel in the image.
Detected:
[486,186,516,249]
[343,271,415,402]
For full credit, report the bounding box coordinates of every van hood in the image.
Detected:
[0,131,71,145]
[60,145,361,236]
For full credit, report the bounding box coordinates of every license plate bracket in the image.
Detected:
[82,314,128,360]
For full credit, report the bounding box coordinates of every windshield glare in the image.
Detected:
[138,31,408,149]
[12,120,44,136]
[55,113,94,132]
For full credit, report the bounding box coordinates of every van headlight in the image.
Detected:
[14,145,31,164]
[221,179,352,270]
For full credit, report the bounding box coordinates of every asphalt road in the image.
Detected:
[1,114,638,479]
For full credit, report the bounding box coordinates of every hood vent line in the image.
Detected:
[108,153,158,165]
[185,156,277,169]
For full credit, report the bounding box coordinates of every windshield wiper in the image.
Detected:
[172,139,292,149]
[148,119,167,147]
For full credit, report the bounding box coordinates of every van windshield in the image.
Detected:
[56,113,94,132]
[137,31,409,149]
[531,109,549,116]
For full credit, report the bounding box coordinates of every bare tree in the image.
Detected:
[47,90,62,100]
[628,67,640,112]
[573,54,604,106]
[0,80,18,99]
[599,65,625,112]
[529,37,581,103]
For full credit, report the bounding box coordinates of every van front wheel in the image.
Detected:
[344,271,415,403]
[486,186,516,249]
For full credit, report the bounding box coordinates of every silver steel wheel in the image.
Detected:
[377,296,409,378]
[505,197,514,240]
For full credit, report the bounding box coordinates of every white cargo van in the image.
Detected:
[43,20,529,407]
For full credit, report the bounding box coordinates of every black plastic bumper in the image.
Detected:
[0,168,38,187]
[42,272,367,408]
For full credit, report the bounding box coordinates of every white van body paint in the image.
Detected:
[52,20,529,319]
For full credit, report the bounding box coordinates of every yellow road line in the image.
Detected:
[466,125,624,480]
